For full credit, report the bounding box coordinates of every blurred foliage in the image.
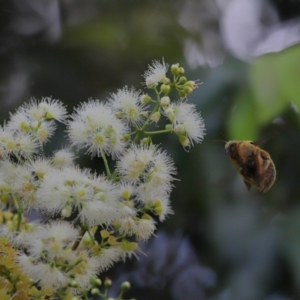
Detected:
[1,0,300,300]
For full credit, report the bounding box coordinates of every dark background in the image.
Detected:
[1,1,300,299]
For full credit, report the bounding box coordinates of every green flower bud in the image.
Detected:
[141,94,151,104]
[178,67,185,75]
[179,76,187,84]
[179,135,190,147]
[104,278,112,288]
[162,77,171,85]
[122,134,131,142]
[151,111,161,123]
[171,63,180,74]
[183,86,193,95]
[91,288,101,296]
[141,137,150,145]
[121,240,138,252]
[90,277,102,286]
[45,112,54,120]
[121,189,131,200]
[160,84,170,94]
[121,281,131,291]
[165,124,173,131]
[179,90,187,99]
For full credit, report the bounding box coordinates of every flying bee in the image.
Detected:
[225,140,276,193]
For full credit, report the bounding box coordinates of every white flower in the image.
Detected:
[52,148,75,168]
[69,252,101,289]
[36,167,94,214]
[8,158,53,209]
[24,222,79,260]
[135,217,156,241]
[108,86,148,126]
[142,59,169,88]
[36,167,133,226]
[0,126,40,159]
[165,102,206,146]
[17,254,68,288]
[19,97,67,123]
[98,247,124,272]
[67,100,129,157]
[34,120,57,144]
[117,144,176,199]
[10,164,38,208]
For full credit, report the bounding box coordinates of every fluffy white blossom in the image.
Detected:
[23,222,79,259]
[36,167,134,226]
[97,247,124,272]
[142,59,169,88]
[52,148,75,168]
[165,102,206,146]
[67,100,129,157]
[108,86,148,126]
[0,126,40,158]
[16,97,67,123]
[117,144,176,199]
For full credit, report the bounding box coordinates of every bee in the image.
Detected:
[225,140,276,193]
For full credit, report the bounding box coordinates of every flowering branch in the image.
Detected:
[0,59,205,299]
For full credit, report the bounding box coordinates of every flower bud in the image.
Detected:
[174,124,185,134]
[140,94,151,104]
[178,67,185,75]
[183,86,193,95]
[62,205,72,218]
[179,90,187,99]
[121,281,131,291]
[165,124,173,131]
[179,76,187,84]
[90,277,102,286]
[45,112,54,120]
[91,288,101,296]
[160,96,170,107]
[160,84,170,94]
[122,134,131,142]
[121,189,131,200]
[121,240,138,252]
[171,63,179,74]
[162,77,171,85]
[164,107,174,122]
[179,135,190,147]
[141,137,150,145]
[104,278,112,288]
[153,200,163,215]
[151,111,161,123]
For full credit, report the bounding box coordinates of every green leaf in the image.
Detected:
[250,53,288,125]
[227,89,258,141]
[276,44,300,110]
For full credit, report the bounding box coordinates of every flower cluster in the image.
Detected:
[0,60,205,299]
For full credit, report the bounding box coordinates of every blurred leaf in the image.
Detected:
[227,89,258,140]
[250,53,288,125]
[276,44,300,110]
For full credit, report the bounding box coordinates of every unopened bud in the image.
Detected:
[160,96,170,107]
[151,111,161,123]
[171,63,180,75]
[160,84,170,94]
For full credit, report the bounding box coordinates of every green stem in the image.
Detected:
[100,149,111,177]
[144,129,172,135]
[71,227,87,251]
[12,194,23,231]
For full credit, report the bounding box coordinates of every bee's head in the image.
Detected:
[225,140,236,154]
